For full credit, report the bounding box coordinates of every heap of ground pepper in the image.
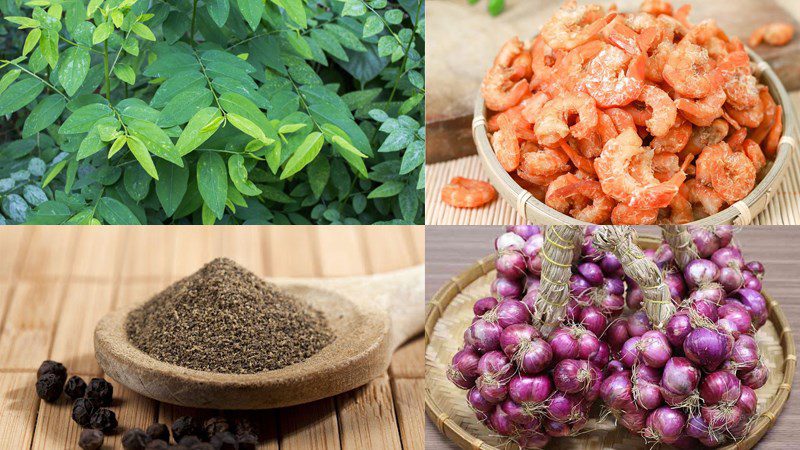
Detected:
[126,258,333,374]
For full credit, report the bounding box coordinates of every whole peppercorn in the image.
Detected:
[144,440,169,450]
[179,436,202,447]
[233,418,254,437]
[64,376,87,399]
[72,398,98,427]
[122,428,151,450]
[192,444,214,450]
[203,417,229,437]
[37,360,67,384]
[237,432,257,450]
[90,408,118,434]
[171,446,190,450]
[85,378,114,406]
[210,431,237,450]
[146,423,171,442]
[78,429,104,450]
[36,373,64,402]
[171,416,199,442]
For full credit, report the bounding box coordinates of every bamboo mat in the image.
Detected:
[425,94,800,226]
[0,226,424,450]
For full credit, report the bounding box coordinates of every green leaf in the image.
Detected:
[108,135,126,158]
[208,0,229,26]
[368,180,404,199]
[399,183,418,222]
[332,135,368,158]
[278,123,306,134]
[65,209,95,224]
[157,88,213,128]
[341,0,366,16]
[310,29,348,61]
[127,135,159,179]
[42,159,68,187]
[58,47,90,96]
[228,154,262,196]
[363,15,384,37]
[238,0,263,31]
[131,22,155,41]
[5,16,41,28]
[97,197,141,224]
[307,156,329,198]
[26,201,71,224]
[126,119,183,166]
[22,95,66,137]
[260,185,294,203]
[0,70,22,96]
[378,126,414,152]
[86,0,103,17]
[197,152,228,219]
[0,78,44,116]
[59,103,113,134]
[176,107,222,155]
[155,159,189,216]
[385,9,404,24]
[76,127,105,160]
[352,193,367,214]
[22,29,41,56]
[202,203,217,224]
[273,0,306,27]
[92,21,113,44]
[227,113,272,144]
[113,63,136,85]
[280,132,324,179]
[308,102,372,156]
[124,164,151,201]
[323,23,366,51]
[400,140,424,174]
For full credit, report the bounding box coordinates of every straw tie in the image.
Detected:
[535,226,582,335]
[660,225,697,269]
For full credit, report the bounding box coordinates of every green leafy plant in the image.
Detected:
[0,0,425,224]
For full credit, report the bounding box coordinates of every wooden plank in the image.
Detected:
[392,378,424,450]
[335,375,402,450]
[17,227,77,280]
[316,228,368,276]
[30,394,84,449]
[0,373,40,449]
[266,226,319,277]
[218,228,267,276]
[103,385,159,448]
[389,338,424,379]
[408,226,425,264]
[361,226,417,273]
[49,281,116,376]
[0,281,64,370]
[119,227,175,281]
[114,279,167,309]
[70,227,126,281]
[170,227,223,280]
[279,399,341,450]
[0,227,30,279]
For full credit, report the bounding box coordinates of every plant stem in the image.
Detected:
[190,0,198,45]
[103,41,111,101]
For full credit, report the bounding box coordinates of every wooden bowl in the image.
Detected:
[473,48,799,225]
[96,266,424,409]
[425,235,796,450]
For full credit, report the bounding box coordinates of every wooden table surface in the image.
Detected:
[0,225,424,450]
[425,226,800,449]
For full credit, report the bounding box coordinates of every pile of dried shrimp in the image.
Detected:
[482,0,784,224]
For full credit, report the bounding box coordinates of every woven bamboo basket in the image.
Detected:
[473,48,799,226]
[425,235,796,450]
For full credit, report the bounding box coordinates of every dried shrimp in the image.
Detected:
[480,0,783,223]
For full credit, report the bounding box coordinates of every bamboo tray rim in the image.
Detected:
[425,235,797,450]
[473,47,799,226]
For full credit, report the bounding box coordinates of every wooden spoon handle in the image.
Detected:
[303,265,425,351]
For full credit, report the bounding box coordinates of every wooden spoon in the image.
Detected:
[94,265,423,409]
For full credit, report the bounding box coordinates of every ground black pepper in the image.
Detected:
[126,258,333,374]
[89,408,118,433]
[203,417,229,437]
[37,360,67,384]
[35,373,63,402]
[122,428,150,450]
[147,423,171,442]
[65,375,87,399]
[86,377,114,406]
[78,429,104,450]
